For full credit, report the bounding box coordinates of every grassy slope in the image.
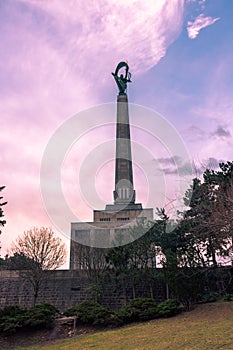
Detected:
[19,302,233,350]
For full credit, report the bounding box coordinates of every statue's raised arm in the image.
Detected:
[112,61,132,95]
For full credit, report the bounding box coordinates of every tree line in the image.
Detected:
[72,161,233,308]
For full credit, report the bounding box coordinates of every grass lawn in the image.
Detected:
[17,301,233,350]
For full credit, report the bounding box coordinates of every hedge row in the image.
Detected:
[0,299,181,335]
[64,298,181,326]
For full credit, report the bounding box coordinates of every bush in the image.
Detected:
[199,291,220,304]
[0,305,25,317]
[26,304,57,329]
[156,299,180,318]
[0,304,57,334]
[64,301,113,326]
[0,306,27,334]
[223,294,233,302]
[115,298,158,325]
[65,298,181,328]
[64,305,79,317]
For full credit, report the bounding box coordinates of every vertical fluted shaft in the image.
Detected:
[113,94,135,204]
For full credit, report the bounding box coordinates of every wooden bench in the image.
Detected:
[56,316,77,332]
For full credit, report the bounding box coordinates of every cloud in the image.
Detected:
[212,126,231,138]
[0,0,186,255]
[205,157,223,169]
[187,14,220,39]
[183,125,206,141]
[155,156,193,175]
[194,132,233,169]
[157,155,182,165]
[182,121,233,168]
[186,0,205,4]
[192,157,225,176]
[186,0,206,10]
[16,0,185,77]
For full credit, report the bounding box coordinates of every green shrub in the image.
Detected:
[0,304,57,334]
[156,299,180,318]
[0,305,25,317]
[223,294,233,302]
[0,306,27,334]
[64,305,79,317]
[26,304,57,329]
[115,298,158,325]
[199,292,220,304]
[64,301,113,326]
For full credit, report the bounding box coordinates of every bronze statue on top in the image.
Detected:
[112,61,132,95]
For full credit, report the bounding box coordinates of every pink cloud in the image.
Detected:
[0,0,186,258]
[17,0,184,74]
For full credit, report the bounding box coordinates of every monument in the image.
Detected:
[70,62,153,269]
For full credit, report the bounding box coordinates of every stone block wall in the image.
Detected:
[0,269,166,312]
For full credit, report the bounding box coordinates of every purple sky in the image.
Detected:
[1,0,232,265]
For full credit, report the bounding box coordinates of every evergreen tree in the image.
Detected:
[183,161,233,266]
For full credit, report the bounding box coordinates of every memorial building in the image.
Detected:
[70,62,153,269]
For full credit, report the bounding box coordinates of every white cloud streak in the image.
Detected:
[187,14,220,39]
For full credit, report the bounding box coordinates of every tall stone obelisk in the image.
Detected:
[112,62,135,206]
[114,93,135,204]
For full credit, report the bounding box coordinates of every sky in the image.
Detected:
[1,0,233,265]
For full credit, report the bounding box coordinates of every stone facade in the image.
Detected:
[70,205,154,264]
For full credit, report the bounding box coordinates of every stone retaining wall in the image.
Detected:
[0,270,166,312]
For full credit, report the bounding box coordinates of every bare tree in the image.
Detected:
[12,227,67,305]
